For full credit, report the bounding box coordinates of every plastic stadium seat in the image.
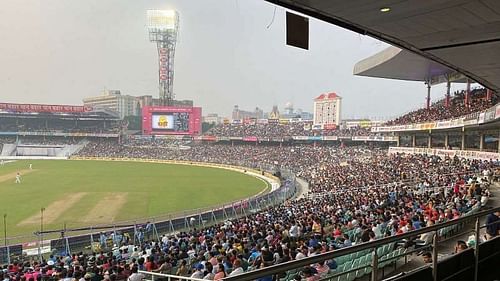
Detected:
[334,273,348,281]
[336,255,348,266]
[339,261,352,272]
[377,247,384,257]
[355,256,366,278]
[347,259,359,280]
[365,263,372,275]
[365,253,372,263]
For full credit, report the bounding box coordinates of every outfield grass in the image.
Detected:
[0,160,267,238]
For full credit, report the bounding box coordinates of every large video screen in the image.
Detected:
[142,106,202,136]
[151,112,189,132]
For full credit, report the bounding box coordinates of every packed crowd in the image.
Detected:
[0,117,122,134]
[0,136,82,147]
[386,88,497,126]
[205,123,373,138]
[1,140,498,281]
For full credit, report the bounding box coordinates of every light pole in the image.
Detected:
[3,214,9,264]
[39,207,45,261]
[2,214,6,247]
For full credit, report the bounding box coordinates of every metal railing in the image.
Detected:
[139,271,205,281]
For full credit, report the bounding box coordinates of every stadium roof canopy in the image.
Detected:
[266,0,500,93]
[353,46,468,85]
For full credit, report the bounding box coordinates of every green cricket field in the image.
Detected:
[0,159,268,238]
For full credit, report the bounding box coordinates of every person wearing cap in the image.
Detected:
[190,263,204,279]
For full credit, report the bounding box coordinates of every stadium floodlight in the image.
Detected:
[147,10,179,106]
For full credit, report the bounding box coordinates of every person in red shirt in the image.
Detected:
[144,256,157,272]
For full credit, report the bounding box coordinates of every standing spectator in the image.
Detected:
[485,211,500,240]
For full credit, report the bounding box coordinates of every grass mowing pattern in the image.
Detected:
[0,160,267,237]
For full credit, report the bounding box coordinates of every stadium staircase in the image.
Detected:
[62,139,89,156]
[0,144,16,156]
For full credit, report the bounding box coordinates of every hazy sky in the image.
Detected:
[0,0,465,119]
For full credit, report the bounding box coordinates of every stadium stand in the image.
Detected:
[385,88,497,126]
[12,141,485,280]
[1,138,498,280]
[0,103,122,135]
[204,123,373,138]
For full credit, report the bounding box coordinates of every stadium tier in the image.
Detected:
[385,88,497,126]
[204,122,373,138]
[0,103,122,137]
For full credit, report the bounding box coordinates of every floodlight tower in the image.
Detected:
[147,10,179,106]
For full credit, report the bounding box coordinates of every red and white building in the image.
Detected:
[313,92,342,127]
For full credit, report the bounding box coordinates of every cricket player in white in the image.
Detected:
[15,172,21,183]
[29,163,32,170]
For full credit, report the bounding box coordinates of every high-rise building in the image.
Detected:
[203,113,222,124]
[313,92,342,126]
[83,90,138,119]
[232,105,264,120]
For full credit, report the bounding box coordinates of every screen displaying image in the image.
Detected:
[152,115,174,130]
[151,112,190,132]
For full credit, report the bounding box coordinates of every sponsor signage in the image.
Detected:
[242,136,258,142]
[388,147,500,161]
[14,132,118,137]
[159,48,169,81]
[0,103,91,113]
[484,108,496,123]
[312,124,322,130]
[323,124,337,130]
[352,136,398,142]
[201,135,216,141]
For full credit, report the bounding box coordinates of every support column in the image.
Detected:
[428,134,432,148]
[461,130,466,150]
[444,133,449,149]
[479,133,484,151]
[426,82,431,110]
[445,79,451,107]
[412,134,416,147]
[498,131,500,153]
[465,79,471,108]
[486,88,492,101]
[396,135,400,147]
